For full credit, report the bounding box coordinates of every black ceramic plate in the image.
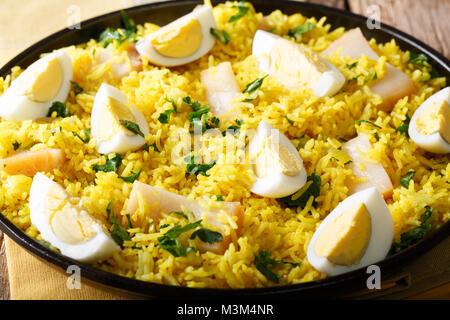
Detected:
[0,0,449,299]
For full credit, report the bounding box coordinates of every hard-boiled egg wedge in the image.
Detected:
[249,120,307,198]
[408,86,450,154]
[252,30,345,97]
[0,50,73,121]
[307,187,393,276]
[29,173,120,263]
[91,83,149,154]
[136,5,216,67]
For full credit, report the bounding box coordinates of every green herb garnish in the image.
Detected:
[158,98,178,124]
[223,119,243,135]
[278,173,322,208]
[228,1,250,23]
[70,81,83,95]
[391,206,433,253]
[190,228,223,244]
[345,61,358,69]
[210,28,231,44]
[118,168,142,183]
[170,211,189,219]
[72,128,91,143]
[396,114,410,137]
[99,10,137,47]
[285,115,294,126]
[400,170,415,188]
[157,220,203,257]
[47,101,68,118]
[215,195,224,201]
[107,200,130,247]
[183,96,219,133]
[12,141,20,150]
[92,153,123,173]
[354,119,382,129]
[254,250,300,283]
[185,155,216,177]
[287,22,316,41]
[407,52,441,79]
[243,74,268,95]
[119,120,145,137]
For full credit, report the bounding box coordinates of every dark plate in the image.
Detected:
[0,0,449,299]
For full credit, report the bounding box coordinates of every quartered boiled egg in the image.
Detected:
[408,86,450,154]
[29,173,120,263]
[0,50,73,121]
[136,5,216,67]
[307,187,394,276]
[91,83,149,154]
[248,120,307,198]
[252,30,345,97]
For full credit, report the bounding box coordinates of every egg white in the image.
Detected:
[29,173,120,263]
[307,187,394,276]
[252,30,345,97]
[91,83,149,154]
[0,50,73,121]
[408,86,450,154]
[136,5,216,67]
[249,120,307,198]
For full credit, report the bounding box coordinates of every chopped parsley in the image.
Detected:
[391,206,433,254]
[92,153,122,173]
[157,220,202,257]
[190,228,223,244]
[118,168,142,183]
[215,195,224,201]
[99,10,137,47]
[185,155,216,177]
[242,74,268,98]
[72,128,91,143]
[354,119,382,129]
[146,143,160,152]
[407,52,441,79]
[183,96,219,133]
[12,141,20,150]
[287,22,316,41]
[285,115,294,126]
[158,98,178,124]
[210,28,231,44]
[70,81,83,95]
[278,173,322,208]
[254,250,300,283]
[228,1,250,23]
[400,170,415,188]
[223,119,243,135]
[119,120,145,137]
[396,114,410,137]
[47,101,68,118]
[107,200,130,247]
[345,61,358,69]
[170,211,189,219]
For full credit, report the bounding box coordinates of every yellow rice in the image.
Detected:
[0,1,448,288]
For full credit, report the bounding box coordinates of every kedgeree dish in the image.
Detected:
[0,1,448,288]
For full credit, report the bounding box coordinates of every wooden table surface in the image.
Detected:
[0,0,449,300]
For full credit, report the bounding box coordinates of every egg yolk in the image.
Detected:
[269,39,328,89]
[20,57,63,102]
[151,19,203,58]
[44,184,97,244]
[97,96,137,142]
[315,203,372,266]
[255,136,302,178]
[415,100,450,143]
